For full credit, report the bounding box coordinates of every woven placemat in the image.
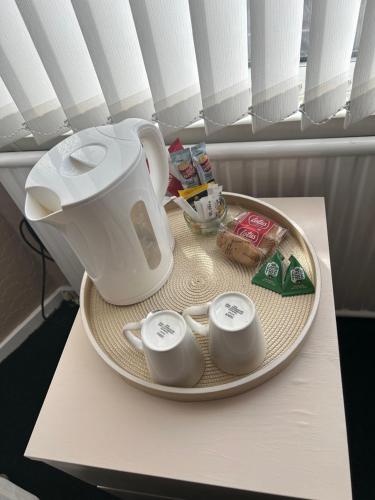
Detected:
[84,201,315,389]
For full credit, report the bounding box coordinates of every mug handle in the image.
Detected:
[183,304,210,336]
[123,321,145,351]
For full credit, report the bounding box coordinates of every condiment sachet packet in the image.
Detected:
[190,143,215,184]
[170,148,200,189]
[282,255,315,296]
[178,184,209,206]
[166,138,184,196]
[251,251,284,294]
[193,184,222,220]
[168,138,184,153]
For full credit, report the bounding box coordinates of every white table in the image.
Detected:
[25,197,352,500]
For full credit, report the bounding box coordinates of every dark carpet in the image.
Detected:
[337,316,375,500]
[0,302,113,500]
[0,302,373,499]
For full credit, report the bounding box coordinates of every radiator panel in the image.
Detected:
[212,155,375,313]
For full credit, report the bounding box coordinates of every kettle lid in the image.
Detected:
[25,123,141,208]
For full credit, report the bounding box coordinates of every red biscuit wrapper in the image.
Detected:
[232,211,286,247]
[217,210,287,267]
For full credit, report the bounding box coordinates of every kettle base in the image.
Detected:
[89,258,174,306]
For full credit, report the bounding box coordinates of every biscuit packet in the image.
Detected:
[251,251,284,294]
[217,226,264,268]
[216,210,287,267]
[282,255,315,296]
[228,210,287,252]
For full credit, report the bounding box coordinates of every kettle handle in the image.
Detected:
[131,119,169,204]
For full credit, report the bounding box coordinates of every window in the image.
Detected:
[247,0,366,64]
[0,0,373,150]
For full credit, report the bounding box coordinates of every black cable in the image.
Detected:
[19,217,54,320]
[40,245,48,321]
[19,219,54,261]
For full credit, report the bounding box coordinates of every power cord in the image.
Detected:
[19,218,54,320]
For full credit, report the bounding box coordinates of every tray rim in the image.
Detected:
[80,193,321,401]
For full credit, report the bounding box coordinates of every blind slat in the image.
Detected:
[16,0,109,131]
[345,0,375,127]
[130,0,201,139]
[72,0,154,123]
[0,0,67,144]
[0,77,29,147]
[250,0,304,133]
[302,0,361,130]
[189,0,249,135]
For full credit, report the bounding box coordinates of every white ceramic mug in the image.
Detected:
[123,310,205,387]
[183,292,266,375]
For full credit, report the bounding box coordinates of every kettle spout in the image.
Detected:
[25,187,65,227]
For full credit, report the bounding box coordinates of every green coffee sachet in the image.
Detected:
[282,255,315,297]
[251,250,284,294]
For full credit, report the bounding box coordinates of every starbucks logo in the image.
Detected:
[265,262,279,278]
[291,267,305,283]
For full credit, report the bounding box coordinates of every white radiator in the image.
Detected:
[1,137,374,315]
[207,139,375,315]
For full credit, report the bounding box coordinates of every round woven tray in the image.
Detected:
[81,193,320,401]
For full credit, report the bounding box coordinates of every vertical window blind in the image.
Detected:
[189,0,249,135]
[0,0,371,147]
[129,0,202,139]
[345,0,375,127]
[301,0,361,129]
[71,0,154,124]
[249,0,304,132]
[0,0,68,145]
[16,0,110,131]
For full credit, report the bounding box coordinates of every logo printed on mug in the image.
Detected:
[224,302,244,320]
[156,321,176,339]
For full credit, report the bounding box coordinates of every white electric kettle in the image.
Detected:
[25,118,174,305]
